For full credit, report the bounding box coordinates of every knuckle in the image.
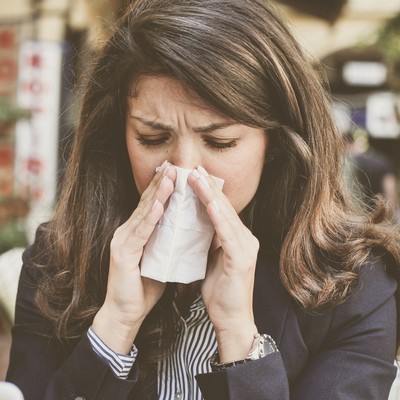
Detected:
[110,234,123,253]
[163,177,174,192]
[133,224,148,241]
[111,226,124,242]
[251,236,260,252]
[133,205,146,220]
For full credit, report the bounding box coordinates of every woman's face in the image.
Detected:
[125,76,268,213]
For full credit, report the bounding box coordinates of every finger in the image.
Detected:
[130,198,165,246]
[139,160,174,204]
[123,163,176,229]
[210,233,222,252]
[112,198,166,261]
[120,165,176,246]
[190,167,259,261]
[188,166,236,216]
[188,166,245,242]
[208,203,259,277]
[157,166,177,203]
[124,174,174,234]
[206,200,245,257]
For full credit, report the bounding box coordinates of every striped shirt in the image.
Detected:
[158,295,217,399]
[88,294,217,400]
[87,327,137,379]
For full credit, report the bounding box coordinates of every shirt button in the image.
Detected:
[175,391,182,400]
[74,397,86,400]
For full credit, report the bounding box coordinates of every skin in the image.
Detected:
[93,76,268,363]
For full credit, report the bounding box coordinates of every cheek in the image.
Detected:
[126,131,170,194]
[127,148,158,195]
[223,171,262,212]
[219,151,266,212]
[132,167,154,195]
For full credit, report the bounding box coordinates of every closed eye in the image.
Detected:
[134,134,238,151]
[135,135,168,147]
[204,138,238,151]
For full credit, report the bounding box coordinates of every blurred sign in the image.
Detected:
[0,145,14,196]
[0,25,19,197]
[366,92,400,138]
[0,25,19,96]
[332,101,352,134]
[14,41,63,212]
[342,61,387,87]
[321,46,390,95]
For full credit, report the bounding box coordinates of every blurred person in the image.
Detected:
[6,0,400,399]
[0,382,24,400]
[345,128,400,223]
[0,301,12,381]
[0,248,24,380]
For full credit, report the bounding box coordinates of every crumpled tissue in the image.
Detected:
[140,165,224,283]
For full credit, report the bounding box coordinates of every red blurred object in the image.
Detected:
[26,158,42,175]
[27,54,43,68]
[0,30,15,49]
[0,147,13,166]
[0,60,17,81]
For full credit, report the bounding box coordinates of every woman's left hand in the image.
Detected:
[188,166,259,362]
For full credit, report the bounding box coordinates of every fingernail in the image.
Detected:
[191,168,209,188]
[155,160,169,173]
[197,166,209,176]
[200,175,210,188]
[191,168,200,179]
[193,168,210,188]
[159,176,169,189]
[152,199,161,211]
[211,200,219,212]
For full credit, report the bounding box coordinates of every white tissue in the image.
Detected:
[140,165,224,283]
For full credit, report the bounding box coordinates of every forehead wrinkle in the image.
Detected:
[128,76,235,134]
[131,115,173,131]
[131,115,236,135]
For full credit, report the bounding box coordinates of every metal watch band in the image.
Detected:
[209,333,278,372]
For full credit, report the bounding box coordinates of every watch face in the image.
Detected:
[258,334,279,359]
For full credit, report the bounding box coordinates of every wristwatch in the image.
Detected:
[209,333,278,372]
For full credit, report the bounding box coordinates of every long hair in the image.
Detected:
[35,0,400,359]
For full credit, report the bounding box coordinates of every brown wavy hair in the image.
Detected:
[35,0,400,362]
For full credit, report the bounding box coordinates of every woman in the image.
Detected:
[7,0,400,399]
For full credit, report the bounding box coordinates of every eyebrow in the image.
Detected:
[131,115,235,133]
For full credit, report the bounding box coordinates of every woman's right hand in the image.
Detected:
[92,161,176,354]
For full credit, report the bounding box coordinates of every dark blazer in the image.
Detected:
[6,228,398,400]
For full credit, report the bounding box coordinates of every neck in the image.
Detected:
[175,282,201,316]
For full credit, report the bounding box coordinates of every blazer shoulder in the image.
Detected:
[15,223,54,335]
[335,256,397,323]
[291,255,397,353]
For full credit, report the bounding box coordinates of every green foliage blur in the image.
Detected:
[376,12,400,63]
[0,221,27,254]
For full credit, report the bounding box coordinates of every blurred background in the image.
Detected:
[0,0,399,395]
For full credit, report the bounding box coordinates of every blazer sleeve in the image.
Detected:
[292,259,398,400]
[196,258,398,400]
[6,235,140,400]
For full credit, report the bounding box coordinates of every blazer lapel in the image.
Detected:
[253,250,290,344]
[253,250,309,382]
[129,362,158,400]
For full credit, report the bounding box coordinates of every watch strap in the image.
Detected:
[209,333,278,372]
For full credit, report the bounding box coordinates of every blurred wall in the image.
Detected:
[276,0,400,60]
[0,0,398,236]
[1,0,399,63]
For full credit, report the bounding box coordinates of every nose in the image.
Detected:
[168,137,201,170]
